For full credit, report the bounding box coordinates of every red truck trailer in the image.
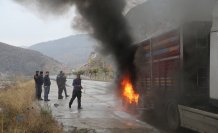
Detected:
[134,21,218,132]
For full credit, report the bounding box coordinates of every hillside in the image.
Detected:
[29,34,97,68]
[0,42,64,75]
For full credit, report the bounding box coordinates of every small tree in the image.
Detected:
[92,68,99,79]
[78,70,85,75]
[72,70,85,76]
[102,67,109,80]
[88,69,93,79]
[72,71,78,75]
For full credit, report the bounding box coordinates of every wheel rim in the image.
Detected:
[136,94,146,115]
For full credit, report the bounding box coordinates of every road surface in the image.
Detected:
[38,79,159,133]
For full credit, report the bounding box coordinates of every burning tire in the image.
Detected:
[122,97,129,109]
[166,101,180,130]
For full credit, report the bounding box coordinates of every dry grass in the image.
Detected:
[0,80,63,133]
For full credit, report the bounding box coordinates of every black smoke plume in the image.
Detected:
[15,0,137,81]
[74,0,136,78]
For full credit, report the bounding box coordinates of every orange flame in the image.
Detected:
[121,74,139,104]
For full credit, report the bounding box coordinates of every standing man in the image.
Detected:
[63,73,69,98]
[38,71,44,100]
[44,71,51,101]
[56,71,64,99]
[69,74,83,109]
[34,71,39,99]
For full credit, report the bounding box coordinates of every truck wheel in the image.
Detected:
[122,98,133,111]
[122,98,129,109]
[136,94,146,116]
[166,101,180,130]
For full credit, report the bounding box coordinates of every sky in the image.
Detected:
[0,0,78,47]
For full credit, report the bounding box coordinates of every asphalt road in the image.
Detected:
[38,79,196,133]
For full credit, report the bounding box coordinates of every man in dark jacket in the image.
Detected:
[34,71,39,99]
[69,74,83,109]
[44,71,51,101]
[56,71,65,99]
[37,71,44,100]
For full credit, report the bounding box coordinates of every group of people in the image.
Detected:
[34,71,51,101]
[34,70,83,109]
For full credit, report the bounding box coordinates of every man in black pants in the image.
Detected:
[69,74,83,109]
[37,71,44,100]
[34,71,39,99]
[43,71,51,101]
[56,71,65,99]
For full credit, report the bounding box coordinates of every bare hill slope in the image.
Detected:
[0,42,64,75]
